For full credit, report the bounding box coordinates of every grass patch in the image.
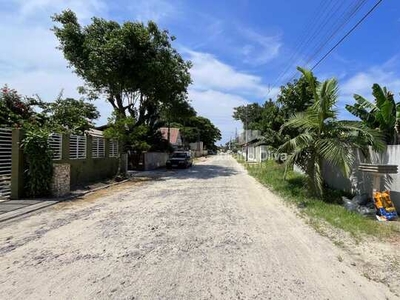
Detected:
[237,156,400,239]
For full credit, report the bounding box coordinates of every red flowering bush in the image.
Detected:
[0,85,34,127]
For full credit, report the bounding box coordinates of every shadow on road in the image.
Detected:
[129,163,238,181]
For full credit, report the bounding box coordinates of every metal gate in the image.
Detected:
[0,128,12,200]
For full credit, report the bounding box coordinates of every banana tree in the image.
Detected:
[279,67,385,197]
[345,84,400,145]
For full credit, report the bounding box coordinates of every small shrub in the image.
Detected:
[22,128,53,198]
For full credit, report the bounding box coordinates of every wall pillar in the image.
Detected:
[105,138,110,158]
[87,135,93,159]
[61,133,70,161]
[11,129,24,199]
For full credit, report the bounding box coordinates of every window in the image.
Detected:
[92,137,105,158]
[48,133,62,160]
[69,135,86,159]
[109,140,119,157]
[171,153,187,158]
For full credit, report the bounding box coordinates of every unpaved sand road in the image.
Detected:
[0,155,397,299]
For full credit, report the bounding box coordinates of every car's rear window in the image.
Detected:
[171,153,187,158]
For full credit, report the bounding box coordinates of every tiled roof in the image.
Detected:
[159,127,181,144]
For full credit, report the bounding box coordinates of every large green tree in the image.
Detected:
[279,67,384,197]
[177,116,221,150]
[276,76,315,118]
[232,103,263,130]
[345,84,400,145]
[52,10,192,139]
[233,100,285,149]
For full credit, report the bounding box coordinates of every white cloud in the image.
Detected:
[185,50,274,143]
[12,0,107,20]
[126,0,179,23]
[337,64,400,120]
[187,50,269,98]
[0,25,63,70]
[239,27,282,65]
[189,89,249,144]
[0,0,111,125]
[0,0,270,143]
[341,68,400,98]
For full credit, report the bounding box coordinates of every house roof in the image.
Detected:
[238,137,262,147]
[95,124,110,131]
[159,127,181,144]
[87,128,104,137]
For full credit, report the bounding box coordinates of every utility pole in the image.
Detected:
[245,105,248,162]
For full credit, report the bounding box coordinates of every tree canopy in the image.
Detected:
[276,75,314,118]
[0,85,99,134]
[35,94,100,134]
[0,85,36,127]
[279,67,384,196]
[178,116,222,150]
[52,10,192,130]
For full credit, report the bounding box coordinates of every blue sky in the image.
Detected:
[0,0,399,144]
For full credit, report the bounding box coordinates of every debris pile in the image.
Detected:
[342,192,398,221]
[342,193,375,216]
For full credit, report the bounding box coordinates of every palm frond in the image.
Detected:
[315,138,353,177]
[372,83,387,108]
[281,111,320,133]
[345,103,374,124]
[279,132,314,153]
[353,94,376,111]
[297,67,318,102]
[283,147,308,179]
[335,121,385,152]
[313,159,323,196]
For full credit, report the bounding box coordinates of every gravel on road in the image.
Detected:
[0,155,397,299]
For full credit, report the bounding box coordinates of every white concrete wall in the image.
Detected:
[323,146,400,210]
[144,152,169,170]
[190,142,203,151]
[247,146,257,162]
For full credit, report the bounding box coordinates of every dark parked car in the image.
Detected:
[166,152,193,169]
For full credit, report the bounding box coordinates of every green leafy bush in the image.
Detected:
[22,128,53,198]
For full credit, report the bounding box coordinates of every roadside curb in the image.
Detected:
[0,179,129,223]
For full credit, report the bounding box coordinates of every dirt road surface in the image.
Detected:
[0,155,397,299]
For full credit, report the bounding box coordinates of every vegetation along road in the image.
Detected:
[0,155,397,299]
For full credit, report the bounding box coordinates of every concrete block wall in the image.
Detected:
[144,152,169,170]
[10,130,120,198]
[323,146,400,211]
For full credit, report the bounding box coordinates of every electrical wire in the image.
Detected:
[284,0,363,84]
[268,0,383,94]
[311,0,383,70]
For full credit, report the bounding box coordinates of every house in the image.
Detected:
[159,127,183,149]
[237,130,262,162]
[190,141,207,157]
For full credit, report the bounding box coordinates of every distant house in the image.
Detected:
[159,127,183,148]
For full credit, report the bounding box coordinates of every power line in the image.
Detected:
[271,0,333,88]
[311,0,383,70]
[268,0,382,95]
[304,0,367,67]
[286,0,369,83]
[285,0,366,84]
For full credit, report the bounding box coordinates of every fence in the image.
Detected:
[323,146,400,211]
[3,129,121,199]
[0,128,12,200]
